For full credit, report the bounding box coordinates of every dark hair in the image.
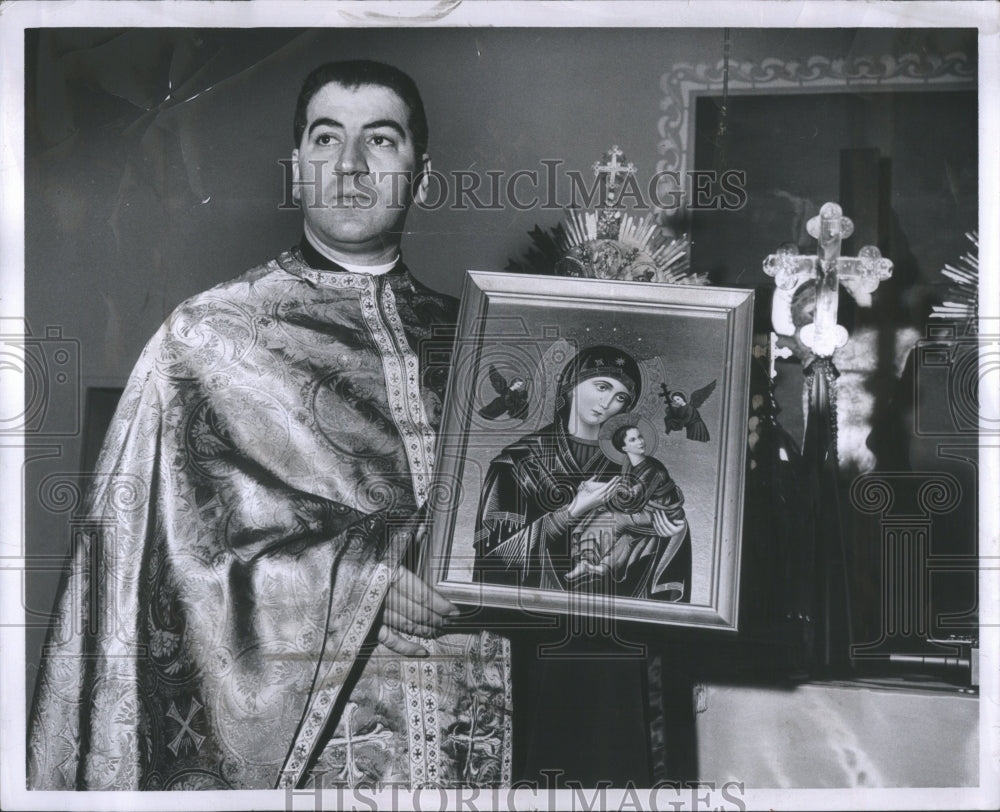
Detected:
[611,424,639,453]
[293,60,428,155]
[555,345,641,417]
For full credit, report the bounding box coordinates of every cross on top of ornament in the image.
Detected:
[592,145,637,239]
[593,145,637,204]
[763,202,893,358]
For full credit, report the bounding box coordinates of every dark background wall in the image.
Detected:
[23,27,979,707]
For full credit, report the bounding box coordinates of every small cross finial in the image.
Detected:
[592,145,637,237]
[593,145,637,200]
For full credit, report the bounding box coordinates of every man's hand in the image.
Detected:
[378,565,460,657]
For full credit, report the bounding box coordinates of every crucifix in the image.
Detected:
[763,201,893,358]
[761,201,893,674]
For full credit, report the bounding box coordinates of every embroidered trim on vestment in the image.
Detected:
[402,652,441,786]
[378,283,438,501]
[277,558,395,788]
[357,278,435,507]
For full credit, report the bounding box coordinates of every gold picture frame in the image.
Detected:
[427,271,754,631]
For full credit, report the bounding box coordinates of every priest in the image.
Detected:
[27,60,511,791]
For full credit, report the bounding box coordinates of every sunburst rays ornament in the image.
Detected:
[506,146,703,284]
[930,231,978,330]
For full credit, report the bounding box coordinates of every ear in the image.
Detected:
[291,149,301,204]
[413,153,431,206]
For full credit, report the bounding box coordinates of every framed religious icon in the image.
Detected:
[426,271,754,630]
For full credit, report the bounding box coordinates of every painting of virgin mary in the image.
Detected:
[473,344,692,601]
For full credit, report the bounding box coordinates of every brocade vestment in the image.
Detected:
[28,249,512,790]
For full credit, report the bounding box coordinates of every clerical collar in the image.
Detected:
[299,232,400,276]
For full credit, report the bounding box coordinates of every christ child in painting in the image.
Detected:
[565,424,689,599]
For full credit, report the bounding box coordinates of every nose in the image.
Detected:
[335,137,369,174]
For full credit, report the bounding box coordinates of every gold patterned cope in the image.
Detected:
[27,250,512,790]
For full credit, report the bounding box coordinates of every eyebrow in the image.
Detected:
[307,117,408,142]
[591,376,629,389]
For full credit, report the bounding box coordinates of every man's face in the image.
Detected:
[623,428,646,455]
[671,394,686,407]
[292,82,428,262]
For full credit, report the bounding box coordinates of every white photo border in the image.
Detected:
[1,3,997,812]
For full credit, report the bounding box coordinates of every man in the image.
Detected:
[28,60,511,791]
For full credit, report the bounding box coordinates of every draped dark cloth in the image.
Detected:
[800,357,853,672]
[27,249,511,790]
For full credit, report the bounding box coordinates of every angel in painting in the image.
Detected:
[660,380,716,442]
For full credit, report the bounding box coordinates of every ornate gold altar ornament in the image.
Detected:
[555,146,698,284]
[506,146,702,285]
[930,230,978,330]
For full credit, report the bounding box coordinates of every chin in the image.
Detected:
[321,225,380,244]
[309,215,397,245]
